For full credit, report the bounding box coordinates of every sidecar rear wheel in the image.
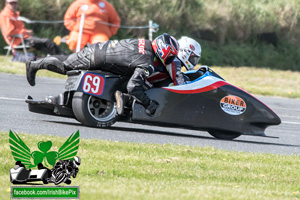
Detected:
[208,130,241,140]
[72,92,119,128]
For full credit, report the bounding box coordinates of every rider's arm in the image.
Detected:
[165,58,190,86]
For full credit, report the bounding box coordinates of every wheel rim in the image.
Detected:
[87,96,117,122]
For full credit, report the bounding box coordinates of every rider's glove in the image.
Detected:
[143,80,153,90]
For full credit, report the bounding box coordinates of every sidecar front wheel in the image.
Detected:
[208,130,241,140]
[72,92,119,128]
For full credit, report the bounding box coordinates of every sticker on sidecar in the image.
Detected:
[220,95,246,115]
[81,73,105,96]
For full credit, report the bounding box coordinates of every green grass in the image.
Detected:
[200,41,300,71]
[212,66,300,98]
[0,132,299,200]
[0,56,66,79]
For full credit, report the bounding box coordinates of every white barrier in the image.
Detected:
[76,14,85,52]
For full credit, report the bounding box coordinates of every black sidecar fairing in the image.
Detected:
[25,68,281,136]
[132,70,281,136]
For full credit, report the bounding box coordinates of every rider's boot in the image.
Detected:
[145,100,159,117]
[115,91,132,115]
[115,91,158,116]
[26,57,66,86]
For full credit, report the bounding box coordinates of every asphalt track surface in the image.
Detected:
[0,73,299,155]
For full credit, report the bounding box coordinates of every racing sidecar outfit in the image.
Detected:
[27,38,185,107]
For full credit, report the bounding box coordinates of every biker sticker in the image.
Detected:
[138,39,145,55]
[82,72,105,96]
[220,95,246,115]
[189,44,195,51]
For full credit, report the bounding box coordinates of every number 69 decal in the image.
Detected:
[81,73,105,96]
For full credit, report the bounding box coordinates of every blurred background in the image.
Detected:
[1,0,300,70]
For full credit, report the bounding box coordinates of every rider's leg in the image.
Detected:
[63,43,98,70]
[126,68,159,116]
[26,55,68,86]
[26,44,98,86]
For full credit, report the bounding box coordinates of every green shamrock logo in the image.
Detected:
[9,130,80,169]
[31,141,59,167]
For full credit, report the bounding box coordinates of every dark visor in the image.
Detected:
[188,55,200,66]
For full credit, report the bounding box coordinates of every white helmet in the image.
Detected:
[177,36,201,70]
[73,156,81,167]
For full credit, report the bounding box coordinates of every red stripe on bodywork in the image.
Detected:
[164,81,229,94]
[147,72,169,82]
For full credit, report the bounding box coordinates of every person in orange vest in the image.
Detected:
[0,0,67,55]
[64,0,120,51]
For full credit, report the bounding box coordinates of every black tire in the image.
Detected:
[64,178,71,185]
[72,92,119,128]
[208,130,241,140]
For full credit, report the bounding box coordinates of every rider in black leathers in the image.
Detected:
[48,156,81,185]
[26,33,179,116]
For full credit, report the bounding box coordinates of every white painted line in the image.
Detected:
[282,121,300,125]
[274,107,300,112]
[0,97,25,101]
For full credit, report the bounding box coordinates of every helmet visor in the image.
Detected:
[188,54,201,66]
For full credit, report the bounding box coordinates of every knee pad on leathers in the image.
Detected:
[63,44,97,70]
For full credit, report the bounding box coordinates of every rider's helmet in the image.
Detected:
[73,156,81,167]
[177,36,201,70]
[152,33,179,66]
